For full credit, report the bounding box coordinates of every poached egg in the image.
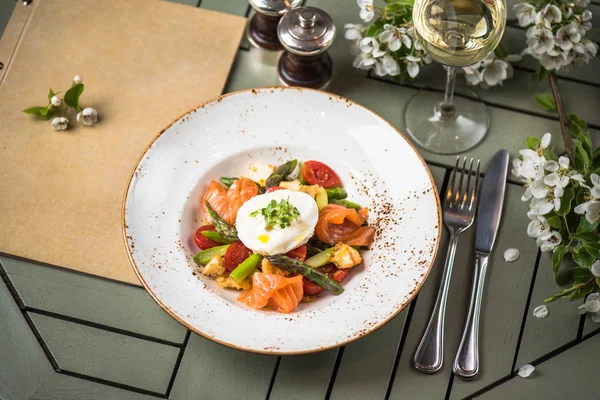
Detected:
[236,189,318,255]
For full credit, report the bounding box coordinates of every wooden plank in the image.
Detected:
[329,165,447,400]
[269,351,338,400]
[170,333,277,400]
[3,256,187,344]
[200,0,248,16]
[29,313,180,395]
[0,265,54,400]
[31,373,155,400]
[515,252,581,369]
[0,0,15,38]
[406,60,600,128]
[449,184,539,399]
[476,333,600,399]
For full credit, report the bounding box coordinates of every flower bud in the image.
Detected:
[50,117,69,131]
[77,107,98,126]
[73,75,83,84]
[50,95,61,107]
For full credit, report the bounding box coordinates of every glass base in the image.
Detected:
[404,87,490,154]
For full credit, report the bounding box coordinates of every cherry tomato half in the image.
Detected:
[194,225,221,250]
[224,241,253,272]
[266,186,285,193]
[286,244,307,261]
[302,264,349,296]
[301,161,340,188]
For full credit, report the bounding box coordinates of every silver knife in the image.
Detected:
[452,149,509,380]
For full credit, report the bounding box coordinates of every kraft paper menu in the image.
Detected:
[0,0,246,284]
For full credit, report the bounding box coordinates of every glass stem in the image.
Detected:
[440,66,457,118]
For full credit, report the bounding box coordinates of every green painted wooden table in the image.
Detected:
[1,0,599,399]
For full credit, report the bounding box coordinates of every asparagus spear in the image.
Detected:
[220,177,238,188]
[330,199,361,209]
[201,230,233,244]
[266,255,344,295]
[193,244,230,265]
[265,160,298,189]
[325,187,347,200]
[304,247,334,268]
[230,254,262,283]
[204,201,239,240]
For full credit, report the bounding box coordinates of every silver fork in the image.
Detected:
[413,157,481,374]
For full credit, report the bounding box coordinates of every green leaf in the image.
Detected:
[574,232,598,242]
[577,217,599,234]
[48,88,56,102]
[538,66,551,82]
[556,188,574,217]
[552,245,567,284]
[574,251,595,269]
[64,83,84,112]
[23,106,54,120]
[547,215,563,229]
[525,136,541,150]
[568,113,587,133]
[535,93,557,111]
[572,138,590,172]
[592,148,600,168]
[584,242,600,258]
[571,266,593,283]
[23,106,45,115]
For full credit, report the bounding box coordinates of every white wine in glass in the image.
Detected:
[404,0,507,154]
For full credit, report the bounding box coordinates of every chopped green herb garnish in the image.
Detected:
[250,197,300,229]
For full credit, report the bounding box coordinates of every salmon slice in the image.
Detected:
[315,204,375,247]
[201,177,258,225]
[238,272,304,313]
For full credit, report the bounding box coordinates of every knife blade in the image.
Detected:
[453,149,510,380]
[475,150,510,254]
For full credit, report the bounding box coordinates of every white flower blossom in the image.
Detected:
[578,293,600,323]
[359,37,385,57]
[73,75,83,84]
[380,24,412,51]
[76,107,98,126]
[344,23,365,43]
[504,248,520,262]
[536,4,562,24]
[514,3,537,27]
[527,214,549,238]
[536,230,562,252]
[517,364,535,378]
[50,117,69,131]
[50,95,61,107]
[555,22,581,51]
[591,260,600,277]
[406,56,421,78]
[533,304,549,318]
[358,0,375,22]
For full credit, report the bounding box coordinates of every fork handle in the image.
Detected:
[453,252,489,380]
[413,231,460,373]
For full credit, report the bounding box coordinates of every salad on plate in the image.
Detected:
[192,159,376,313]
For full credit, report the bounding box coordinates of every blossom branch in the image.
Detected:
[548,72,575,164]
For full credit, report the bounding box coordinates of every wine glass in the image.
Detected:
[404,0,507,154]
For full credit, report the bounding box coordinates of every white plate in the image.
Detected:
[123,87,441,354]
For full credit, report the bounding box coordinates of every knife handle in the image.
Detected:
[453,252,489,380]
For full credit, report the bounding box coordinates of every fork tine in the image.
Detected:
[455,157,467,207]
[463,158,474,209]
[470,159,481,209]
[446,157,459,205]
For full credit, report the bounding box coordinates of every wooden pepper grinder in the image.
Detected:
[277,7,336,89]
[247,0,302,64]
